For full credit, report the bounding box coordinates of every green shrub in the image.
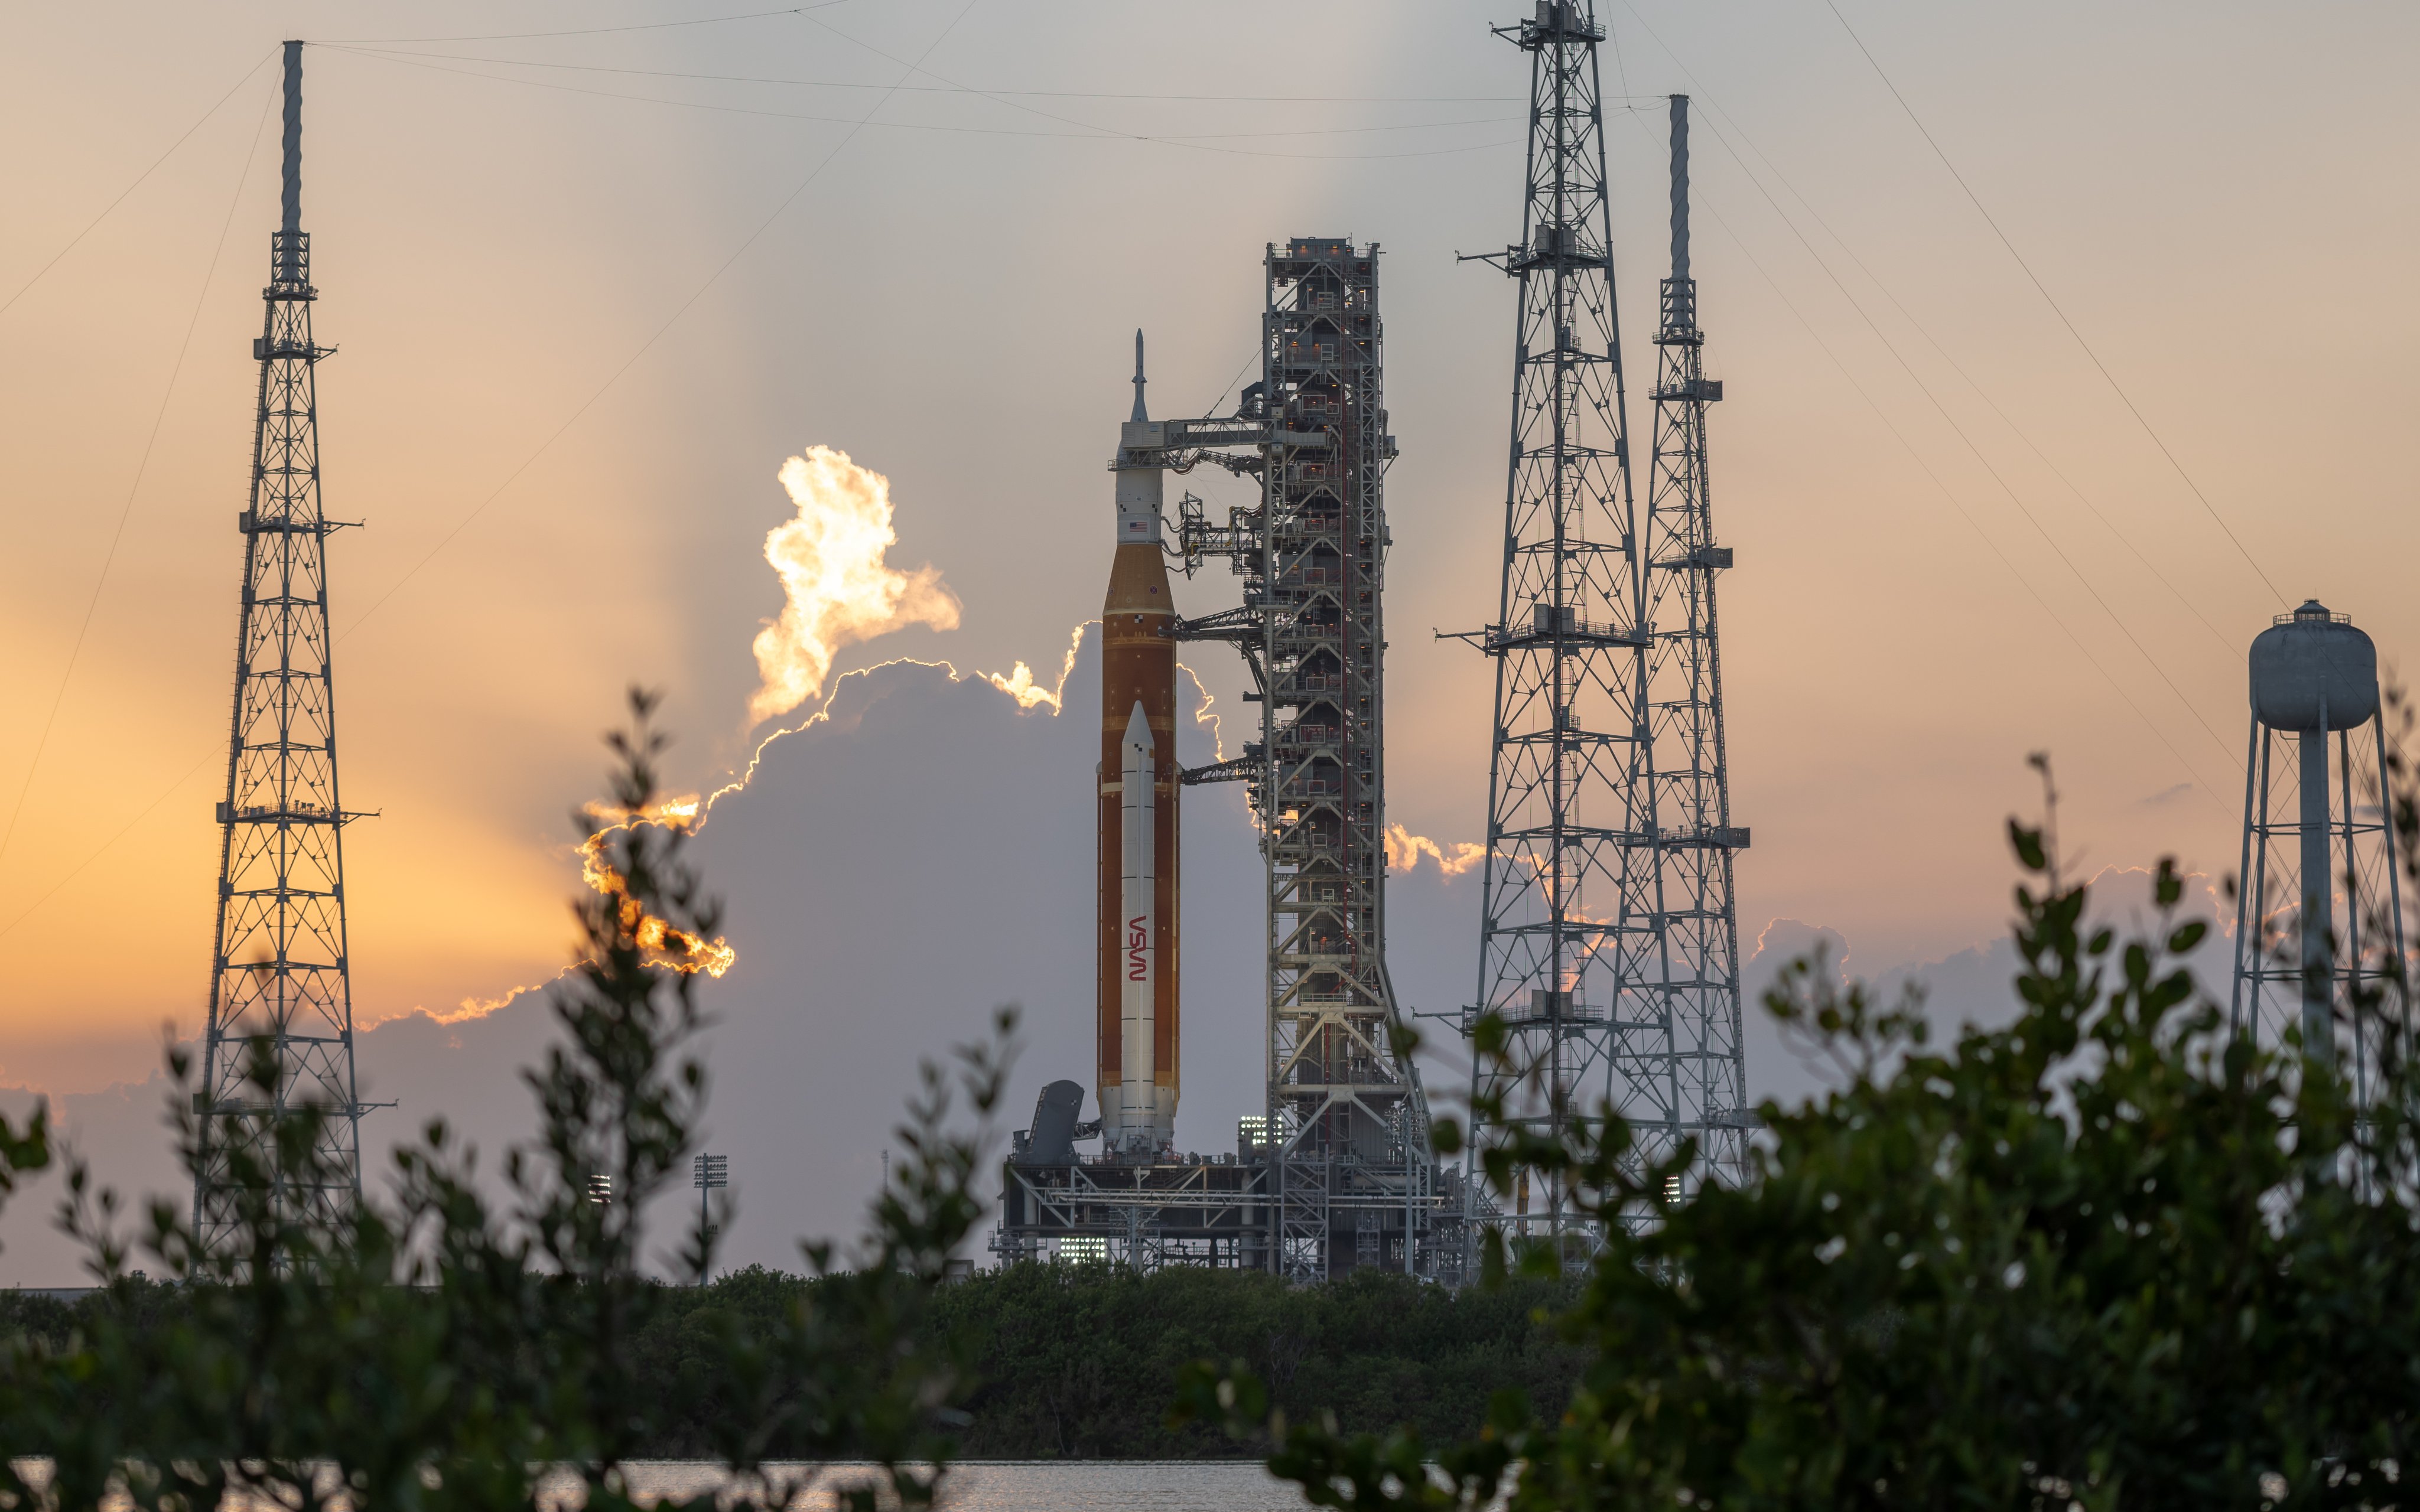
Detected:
[0,692,1008,1512]
[1189,765,2420,1510]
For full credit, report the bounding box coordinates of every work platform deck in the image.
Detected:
[993,1146,1465,1279]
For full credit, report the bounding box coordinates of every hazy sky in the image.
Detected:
[1,1,2415,1272]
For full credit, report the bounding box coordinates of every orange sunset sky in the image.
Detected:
[1,2,2414,1188]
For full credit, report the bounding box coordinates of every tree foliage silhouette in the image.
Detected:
[1184,758,2420,1510]
[0,690,1010,1512]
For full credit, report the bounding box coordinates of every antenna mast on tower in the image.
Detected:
[195,40,368,1250]
[1641,94,1752,1191]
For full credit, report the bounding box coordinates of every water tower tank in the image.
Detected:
[2250,599,2378,732]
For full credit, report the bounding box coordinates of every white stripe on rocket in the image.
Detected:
[1118,699,1155,1151]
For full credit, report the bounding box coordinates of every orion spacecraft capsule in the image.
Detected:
[1099,331,1179,1156]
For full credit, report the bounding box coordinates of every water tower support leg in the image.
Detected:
[2301,723,2336,1067]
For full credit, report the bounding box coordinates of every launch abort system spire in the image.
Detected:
[195,40,369,1250]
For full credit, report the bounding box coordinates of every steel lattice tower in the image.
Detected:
[1172,241,1432,1278]
[1248,243,1423,1276]
[1641,96,1751,1191]
[1462,0,1650,1250]
[195,41,367,1247]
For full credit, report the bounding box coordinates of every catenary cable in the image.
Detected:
[333,0,990,643]
[793,8,1429,155]
[1819,0,2285,607]
[1201,344,1264,421]
[0,751,218,947]
[317,5,849,46]
[1681,107,2239,766]
[322,45,1526,159]
[0,74,281,875]
[1614,2,2239,657]
[4,5,988,940]
[776,11,1631,151]
[0,49,275,328]
[323,49,1533,105]
[4,11,1519,937]
[795,8,1192,141]
[323,46,1524,141]
[1601,11,2236,767]
[1692,89,2240,657]
[1693,183,2227,809]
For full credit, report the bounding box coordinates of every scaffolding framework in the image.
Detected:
[1183,239,1440,1279]
[997,1155,1271,1270]
[194,42,367,1250]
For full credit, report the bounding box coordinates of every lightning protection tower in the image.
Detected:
[1453,0,1651,1257]
[2230,600,2407,1103]
[195,41,369,1250]
[1640,95,1752,1191]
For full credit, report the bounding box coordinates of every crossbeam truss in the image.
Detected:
[194,44,367,1251]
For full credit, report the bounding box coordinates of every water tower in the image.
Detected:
[2230,600,2407,1091]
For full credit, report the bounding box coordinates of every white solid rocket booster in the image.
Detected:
[1118,702,1156,1149]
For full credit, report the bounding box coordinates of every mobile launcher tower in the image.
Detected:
[995,240,1452,1279]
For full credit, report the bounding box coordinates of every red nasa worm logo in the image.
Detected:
[1126,915,1149,982]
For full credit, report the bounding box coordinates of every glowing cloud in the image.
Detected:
[985,663,1053,709]
[985,624,1088,713]
[441,614,1097,1024]
[576,820,737,979]
[748,446,962,727]
[1386,823,1486,876]
[431,969,572,1026]
[1178,660,1229,764]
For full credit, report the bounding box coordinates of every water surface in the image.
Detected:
[619,1460,1305,1511]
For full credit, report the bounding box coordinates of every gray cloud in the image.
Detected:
[0,655,2234,1285]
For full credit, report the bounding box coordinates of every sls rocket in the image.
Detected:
[1099,331,1179,1156]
